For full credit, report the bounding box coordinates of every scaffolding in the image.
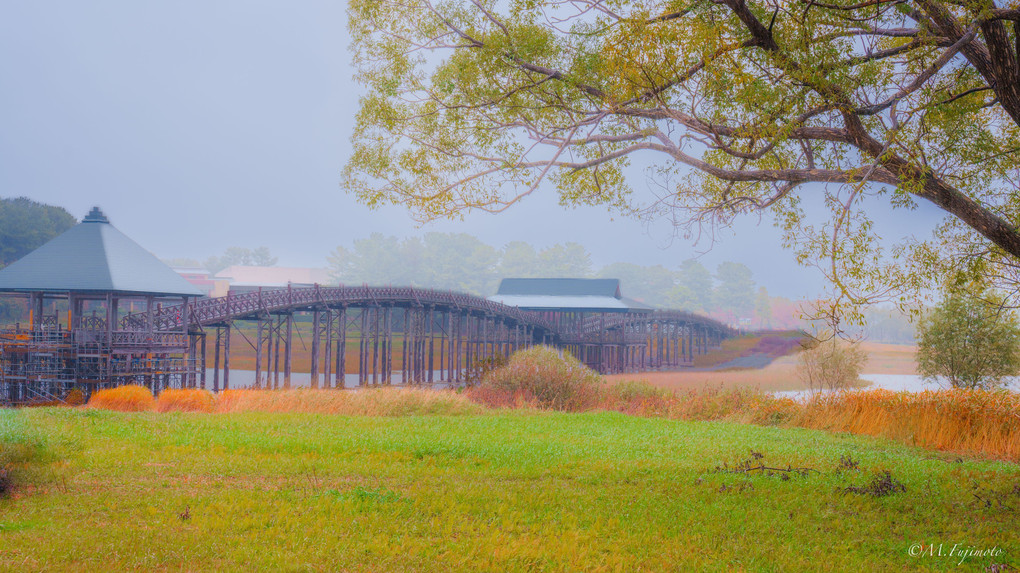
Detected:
[0,311,199,406]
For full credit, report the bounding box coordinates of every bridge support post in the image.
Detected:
[255,318,264,389]
[310,310,320,389]
[213,326,221,393]
[223,322,231,390]
[363,305,371,385]
[323,310,333,389]
[438,311,446,382]
[284,313,293,390]
[335,307,346,388]
[372,307,380,386]
[400,308,409,384]
[199,333,207,390]
[382,306,391,385]
[272,316,281,390]
[451,313,460,383]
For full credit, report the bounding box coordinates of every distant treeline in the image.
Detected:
[0,197,77,322]
[328,233,806,328]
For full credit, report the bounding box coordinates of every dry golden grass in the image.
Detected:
[795,389,1020,461]
[596,381,802,426]
[214,387,482,416]
[594,382,1020,462]
[156,389,216,413]
[87,385,156,412]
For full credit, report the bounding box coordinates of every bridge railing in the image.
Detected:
[134,285,557,333]
[123,284,735,343]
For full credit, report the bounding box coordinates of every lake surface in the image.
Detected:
[775,373,1020,401]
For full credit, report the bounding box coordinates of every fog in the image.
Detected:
[0,1,948,300]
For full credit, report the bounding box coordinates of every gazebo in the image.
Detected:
[0,207,203,404]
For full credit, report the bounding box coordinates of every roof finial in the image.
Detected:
[83,206,109,224]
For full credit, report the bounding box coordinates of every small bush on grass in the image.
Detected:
[157,389,216,413]
[87,385,156,412]
[469,346,604,411]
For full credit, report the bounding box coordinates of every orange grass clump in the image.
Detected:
[87,385,156,412]
[214,387,482,416]
[794,389,1020,462]
[157,389,216,413]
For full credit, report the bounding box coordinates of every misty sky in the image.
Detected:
[0,1,950,299]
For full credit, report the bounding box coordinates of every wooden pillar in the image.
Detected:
[255,318,264,389]
[223,322,231,390]
[311,310,320,389]
[213,326,221,393]
[284,313,293,389]
[438,311,446,382]
[372,307,380,385]
[450,313,459,383]
[199,333,207,390]
[427,308,435,383]
[382,306,391,385]
[272,316,282,389]
[336,307,346,388]
[363,305,371,385]
[401,308,409,384]
[323,310,333,389]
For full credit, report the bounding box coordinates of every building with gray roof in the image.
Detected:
[488,278,653,313]
[0,207,202,405]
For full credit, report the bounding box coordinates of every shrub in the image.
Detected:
[157,389,216,413]
[796,336,868,393]
[87,385,156,412]
[462,353,509,388]
[469,345,603,411]
[916,289,1020,389]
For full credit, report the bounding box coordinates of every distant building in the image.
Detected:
[214,265,331,294]
[172,267,230,298]
[488,278,653,313]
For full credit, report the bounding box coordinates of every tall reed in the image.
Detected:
[794,389,1020,461]
[156,389,216,413]
[87,385,155,412]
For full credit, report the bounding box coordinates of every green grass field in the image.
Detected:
[2,407,1018,571]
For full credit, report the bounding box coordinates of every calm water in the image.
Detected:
[775,373,1020,401]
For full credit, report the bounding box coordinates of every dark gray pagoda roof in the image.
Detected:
[489,278,653,313]
[0,207,202,297]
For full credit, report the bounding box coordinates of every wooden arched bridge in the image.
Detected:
[0,209,734,403]
[126,285,733,391]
